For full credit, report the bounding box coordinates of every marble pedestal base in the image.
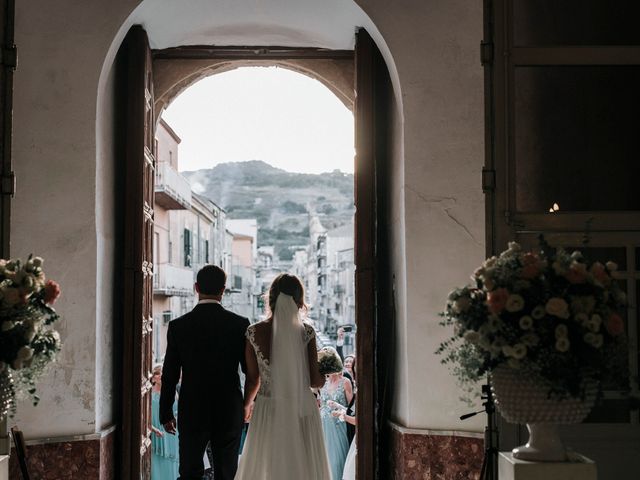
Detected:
[0,455,8,480]
[498,452,596,480]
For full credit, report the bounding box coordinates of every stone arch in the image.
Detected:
[153,57,355,118]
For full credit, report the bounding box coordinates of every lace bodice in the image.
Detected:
[320,378,348,420]
[246,322,316,397]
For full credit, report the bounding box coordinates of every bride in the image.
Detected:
[235,274,332,480]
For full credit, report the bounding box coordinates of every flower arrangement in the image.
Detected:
[437,237,627,401]
[318,347,344,376]
[0,256,62,418]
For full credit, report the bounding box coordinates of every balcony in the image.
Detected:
[153,263,194,297]
[155,163,192,210]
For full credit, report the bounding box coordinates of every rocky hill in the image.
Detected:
[182,161,354,259]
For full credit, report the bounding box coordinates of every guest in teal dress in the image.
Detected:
[320,372,354,480]
[151,364,179,480]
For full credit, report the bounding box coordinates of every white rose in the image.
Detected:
[583,333,603,348]
[552,261,567,275]
[17,346,34,361]
[574,313,588,325]
[555,337,570,352]
[453,296,471,313]
[508,242,522,252]
[570,251,583,260]
[24,326,36,342]
[519,315,533,330]
[505,294,525,313]
[50,330,61,343]
[546,298,570,319]
[463,330,480,344]
[587,317,601,333]
[605,261,617,272]
[3,287,21,306]
[592,334,604,348]
[555,324,568,339]
[1,320,15,332]
[511,343,527,360]
[531,305,546,320]
[502,345,515,357]
[484,256,497,268]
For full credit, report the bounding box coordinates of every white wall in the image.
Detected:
[357,0,486,430]
[12,0,485,438]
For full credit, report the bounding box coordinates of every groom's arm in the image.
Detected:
[239,317,250,374]
[160,322,181,426]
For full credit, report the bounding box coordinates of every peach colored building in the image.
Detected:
[152,119,195,361]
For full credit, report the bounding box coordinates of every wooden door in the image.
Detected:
[355,28,393,480]
[120,25,155,480]
[0,0,14,457]
[483,1,640,477]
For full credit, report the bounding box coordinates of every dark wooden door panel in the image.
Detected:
[120,25,155,480]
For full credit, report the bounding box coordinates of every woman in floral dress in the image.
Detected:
[320,371,353,480]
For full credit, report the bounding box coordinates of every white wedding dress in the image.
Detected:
[235,294,332,480]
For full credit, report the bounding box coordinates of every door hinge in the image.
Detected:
[1,172,15,196]
[482,167,495,192]
[1,45,17,69]
[480,41,493,66]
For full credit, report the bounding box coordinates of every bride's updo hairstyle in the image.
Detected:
[266,273,307,316]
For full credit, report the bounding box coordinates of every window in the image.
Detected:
[234,275,242,290]
[184,228,192,267]
[205,239,210,263]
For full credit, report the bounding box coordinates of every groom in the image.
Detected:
[160,264,250,480]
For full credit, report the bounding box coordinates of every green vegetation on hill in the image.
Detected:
[183,161,354,257]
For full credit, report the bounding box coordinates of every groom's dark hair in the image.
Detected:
[196,265,226,295]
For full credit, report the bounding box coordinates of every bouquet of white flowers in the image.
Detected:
[0,255,62,419]
[437,236,627,401]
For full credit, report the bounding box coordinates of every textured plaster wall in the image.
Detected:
[12,0,138,437]
[12,0,485,438]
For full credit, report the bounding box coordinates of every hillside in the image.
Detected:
[182,161,354,259]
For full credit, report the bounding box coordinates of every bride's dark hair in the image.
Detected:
[266,273,307,316]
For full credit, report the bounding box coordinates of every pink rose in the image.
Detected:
[521,264,539,279]
[590,262,611,286]
[487,288,509,314]
[44,280,61,304]
[605,313,624,336]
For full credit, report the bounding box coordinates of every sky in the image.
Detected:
[161,66,355,174]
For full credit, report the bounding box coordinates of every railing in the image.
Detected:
[153,263,194,296]
[155,162,192,209]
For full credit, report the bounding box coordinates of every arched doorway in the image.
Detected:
[115,27,394,480]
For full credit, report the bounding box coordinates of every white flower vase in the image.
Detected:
[491,365,597,462]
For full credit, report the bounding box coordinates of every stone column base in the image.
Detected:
[389,422,484,479]
[9,426,115,480]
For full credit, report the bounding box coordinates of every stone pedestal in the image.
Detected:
[0,455,8,480]
[498,452,597,480]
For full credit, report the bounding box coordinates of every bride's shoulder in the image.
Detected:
[247,319,270,334]
[302,322,316,341]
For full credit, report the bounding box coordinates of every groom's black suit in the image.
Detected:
[160,301,250,480]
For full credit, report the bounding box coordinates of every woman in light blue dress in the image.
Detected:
[151,365,179,480]
[320,372,353,480]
